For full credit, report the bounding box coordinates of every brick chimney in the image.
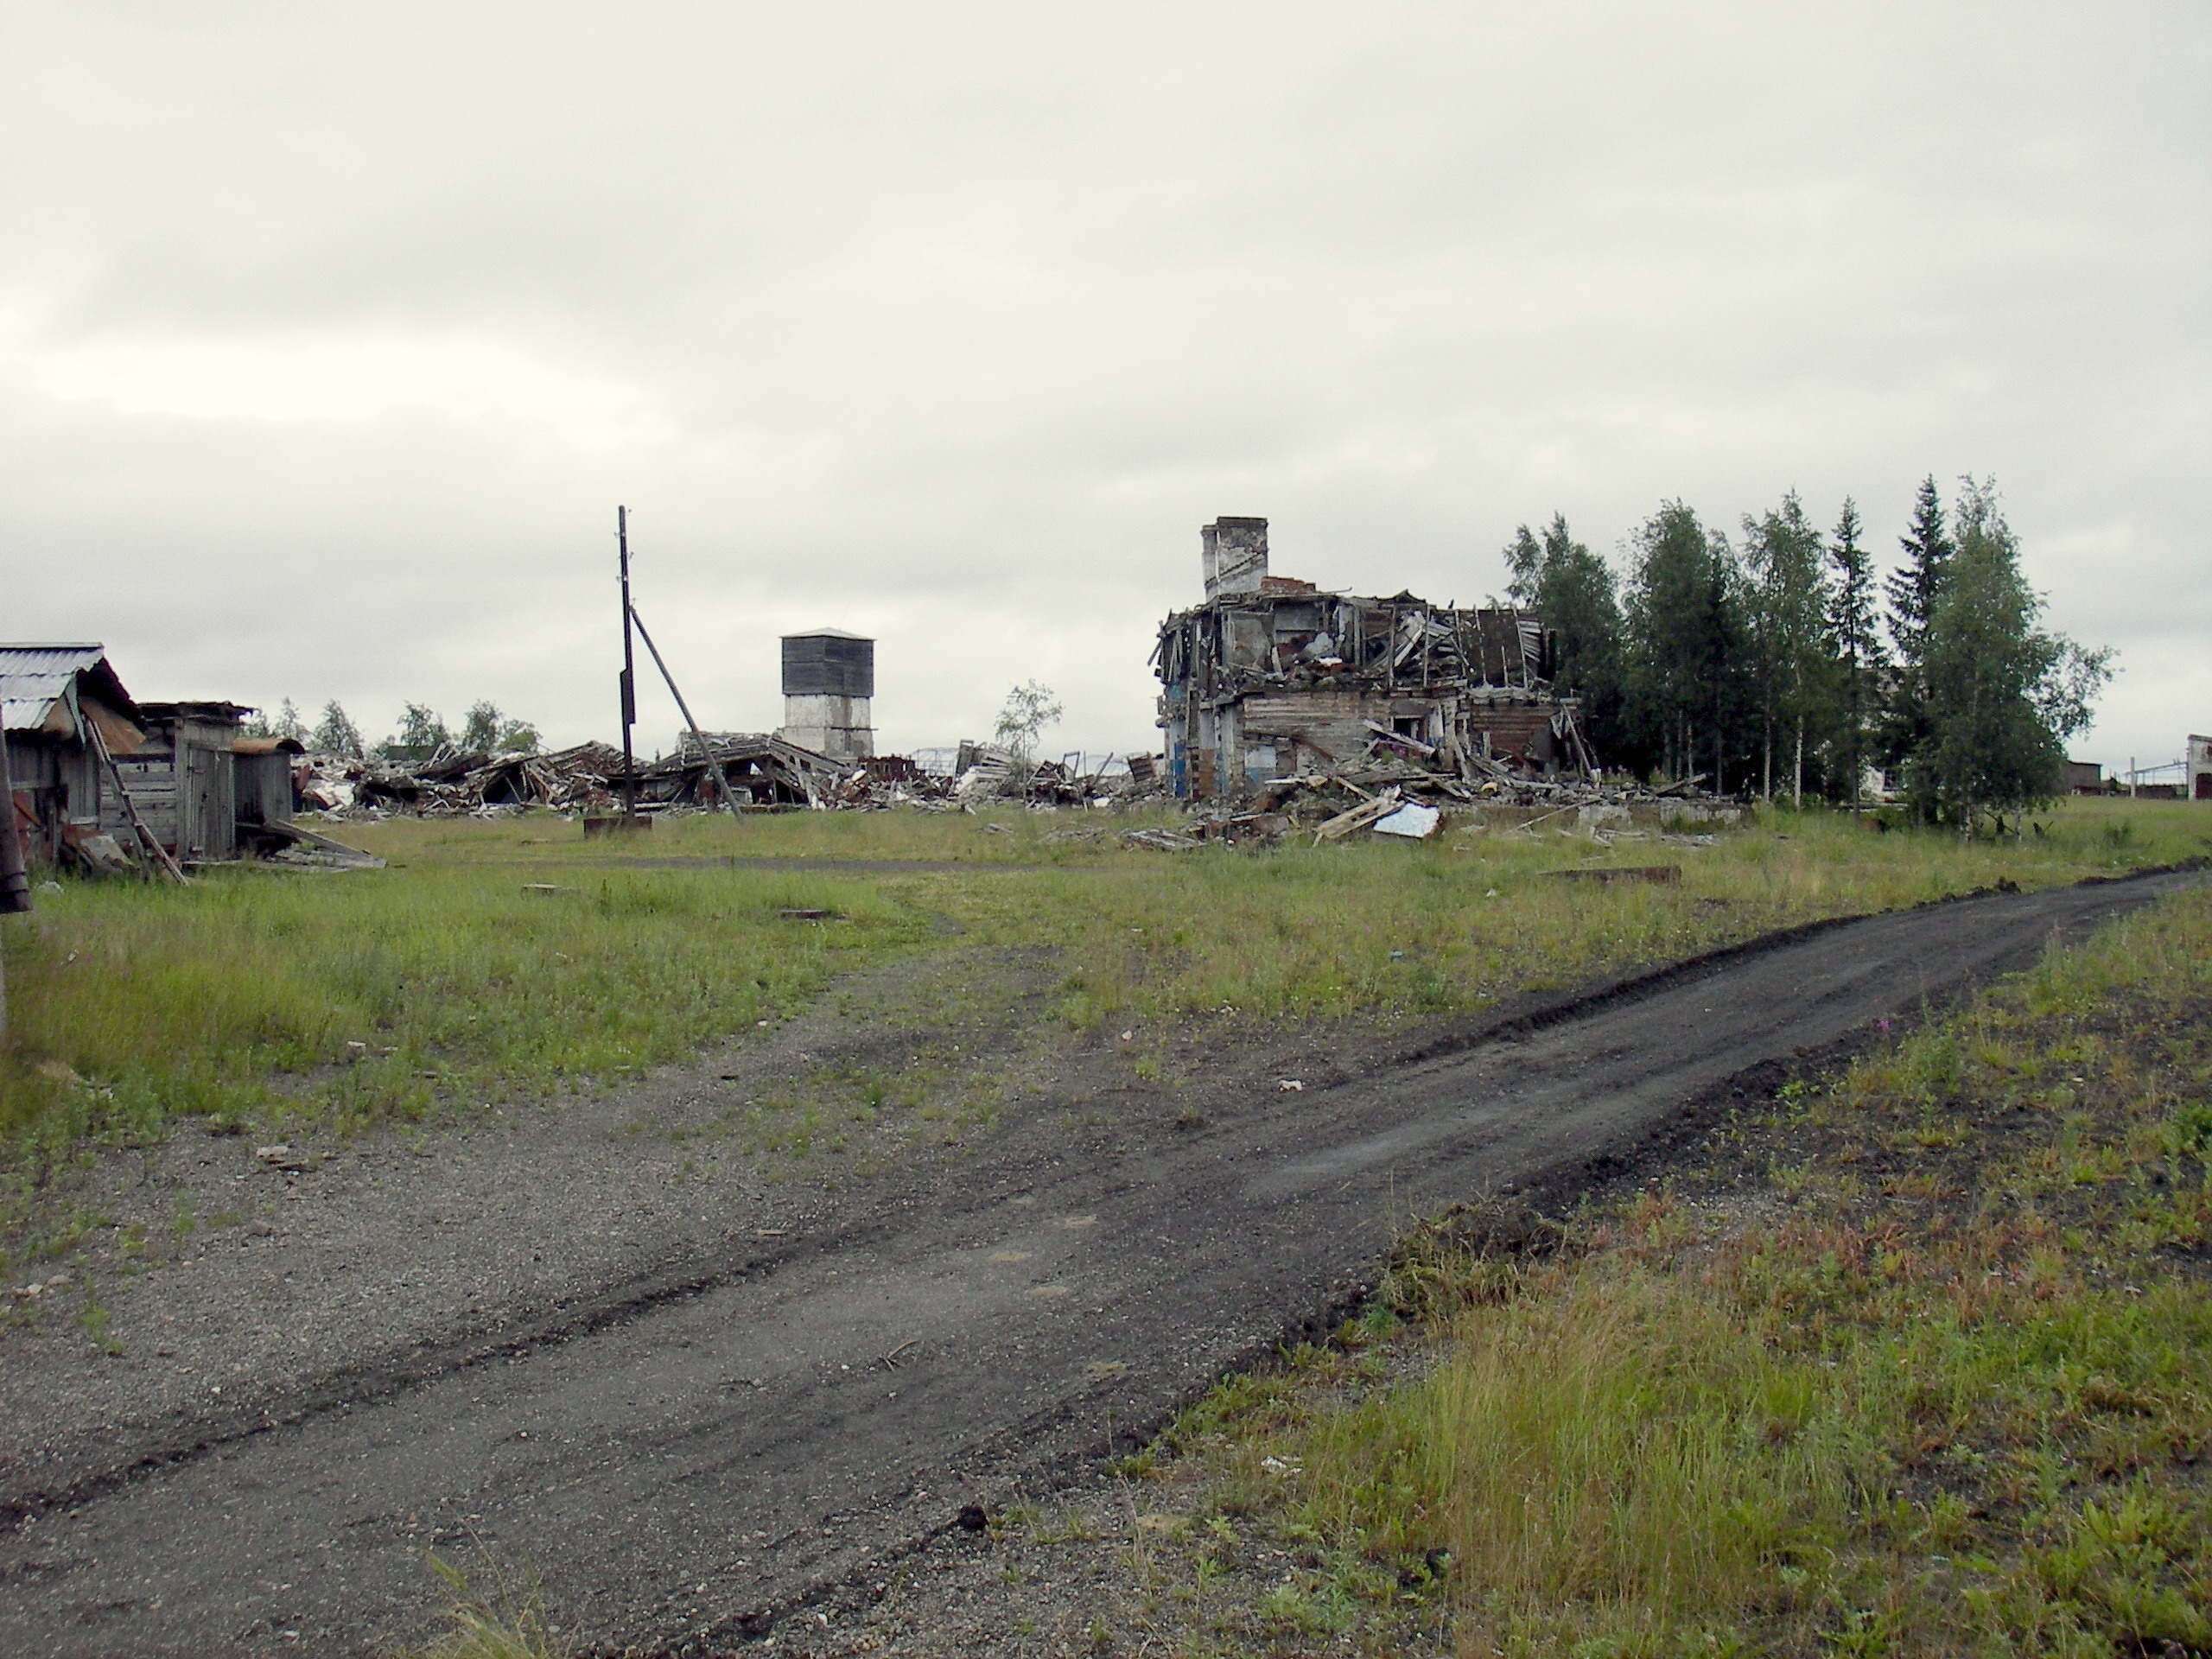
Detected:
[1201,517,1268,601]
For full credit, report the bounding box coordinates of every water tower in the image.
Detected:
[779,628,875,759]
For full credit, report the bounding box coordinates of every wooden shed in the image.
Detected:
[232,735,304,830]
[109,702,253,862]
[0,644,145,863]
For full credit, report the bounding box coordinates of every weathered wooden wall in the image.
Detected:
[233,752,295,828]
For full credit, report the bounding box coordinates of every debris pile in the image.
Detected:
[299,742,634,817]
[296,737,1176,819]
[1121,740,1740,852]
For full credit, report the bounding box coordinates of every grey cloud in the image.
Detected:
[1,1,2204,764]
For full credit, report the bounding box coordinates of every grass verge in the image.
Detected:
[0,861,927,1194]
[1075,885,2212,1656]
[1,798,2202,1200]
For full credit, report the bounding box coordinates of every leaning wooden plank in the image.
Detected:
[1313,788,1402,844]
[86,720,188,883]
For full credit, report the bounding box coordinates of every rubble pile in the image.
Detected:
[294,736,1175,820]
[285,723,1732,848]
[299,741,634,817]
[1122,730,1738,851]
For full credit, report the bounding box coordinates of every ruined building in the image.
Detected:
[778,628,874,760]
[1154,518,1587,800]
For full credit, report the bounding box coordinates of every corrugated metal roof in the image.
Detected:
[0,644,124,734]
[0,644,107,675]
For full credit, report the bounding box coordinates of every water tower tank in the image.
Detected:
[778,629,875,759]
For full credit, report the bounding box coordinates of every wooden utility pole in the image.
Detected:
[618,505,639,819]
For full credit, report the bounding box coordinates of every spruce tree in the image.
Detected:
[1885,475,1953,660]
[1825,498,1882,806]
[1881,475,1952,785]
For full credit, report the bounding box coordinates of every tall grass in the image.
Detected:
[1,798,2201,1163]
[336,803,1174,866]
[1195,887,2212,1655]
[0,861,925,1160]
[1027,797,2212,1027]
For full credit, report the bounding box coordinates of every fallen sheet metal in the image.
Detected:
[1371,801,1442,839]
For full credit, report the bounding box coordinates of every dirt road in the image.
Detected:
[0,870,2195,1656]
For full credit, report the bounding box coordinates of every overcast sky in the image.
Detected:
[3,3,2205,771]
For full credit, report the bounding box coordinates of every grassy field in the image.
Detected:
[0,797,2202,1205]
[1092,885,2212,1656]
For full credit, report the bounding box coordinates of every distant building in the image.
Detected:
[1153,518,1585,800]
[779,628,875,760]
[2190,734,2212,801]
[2062,759,2107,794]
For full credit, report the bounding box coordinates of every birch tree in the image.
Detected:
[1742,491,1832,805]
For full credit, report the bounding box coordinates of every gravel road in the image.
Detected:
[0,868,2194,1656]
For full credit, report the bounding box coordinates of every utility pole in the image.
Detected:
[618,505,639,819]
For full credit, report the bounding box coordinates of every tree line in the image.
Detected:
[1505,475,2111,827]
[245,698,541,760]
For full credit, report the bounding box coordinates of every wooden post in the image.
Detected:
[0,727,29,1042]
[0,728,30,917]
[618,505,639,820]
